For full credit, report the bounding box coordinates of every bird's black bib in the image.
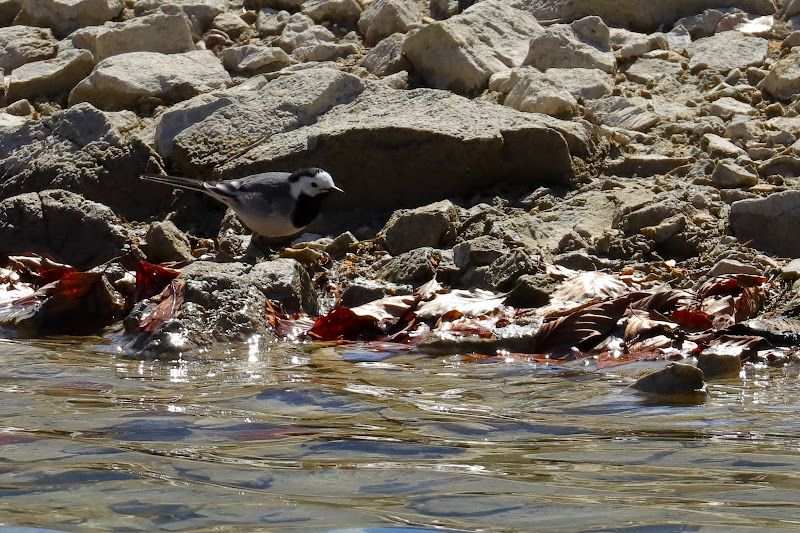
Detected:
[290,192,327,229]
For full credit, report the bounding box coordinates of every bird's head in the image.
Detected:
[289,168,343,199]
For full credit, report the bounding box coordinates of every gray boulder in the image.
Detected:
[730,191,800,257]
[167,68,366,175]
[403,0,543,94]
[292,41,359,62]
[761,50,800,101]
[686,31,768,73]
[377,247,441,284]
[512,0,776,33]
[0,0,22,25]
[302,0,363,27]
[212,84,586,212]
[244,258,318,314]
[0,189,129,269]
[69,12,195,62]
[126,258,317,354]
[712,161,758,189]
[145,220,194,263]
[379,200,461,255]
[68,51,231,111]
[0,103,169,220]
[359,32,410,76]
[221,45,293,72]
[211,12,252,40]
[358,0,421,45]
[0,25,56,72]
[587,96,660,131]
[6,48,93,102]
[524,16,616,74]
[496,67,613,117]
[133,0,224,36]
[256,8,290,36]
[276,12,335,52]
[127,262,272,354]
[624,57,684,84]
[14,0,125,39]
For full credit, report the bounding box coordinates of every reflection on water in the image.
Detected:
[1,336,800,531]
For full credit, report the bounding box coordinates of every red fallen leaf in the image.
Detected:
[274,314,315,342]
[734,285,766,323]
[308,307,380,341]
[2,272,126,333]
[533,295,632,359]
[7,254,76,285]
[671,308,714,330]
[42,272,126,329]
[629,289,693,314]
[698,274,767,299]
[138,278,186,333]
[135,260,182,301]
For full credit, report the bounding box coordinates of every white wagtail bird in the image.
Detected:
[140,168,343,238]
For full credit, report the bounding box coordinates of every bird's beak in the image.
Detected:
[331,185,344,193]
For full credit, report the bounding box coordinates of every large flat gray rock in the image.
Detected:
[217,86,585,210]
[69,12,195,62]
[686,30,768,73]
[14,0,125,38]
[730,191,800,257]
[0,189,129,269]
[159,68,587,221]
[68,50,231,111]
[7,49,93,102]
[133,0,224,36]
[512,0,776,33]
[0,103,170,220]
[0,25,56,72]
[403,0,543,94]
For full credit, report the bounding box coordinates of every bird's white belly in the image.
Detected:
[236,211,303,237]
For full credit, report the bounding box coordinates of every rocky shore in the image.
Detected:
[2,0,800,390]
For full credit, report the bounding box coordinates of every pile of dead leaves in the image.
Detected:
[0,253,181,335]
[274,267,797,368]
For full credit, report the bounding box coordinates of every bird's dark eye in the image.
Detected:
[311,182,318,188]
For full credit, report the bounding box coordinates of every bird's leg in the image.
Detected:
[242,234,277,262]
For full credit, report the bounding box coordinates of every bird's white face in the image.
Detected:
[291,169,343,198]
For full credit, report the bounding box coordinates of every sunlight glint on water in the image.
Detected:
[0,337,800,531]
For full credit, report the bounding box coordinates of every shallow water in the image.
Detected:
[1,335,800,532]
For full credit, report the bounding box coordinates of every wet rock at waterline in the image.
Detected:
[0,189,130,270]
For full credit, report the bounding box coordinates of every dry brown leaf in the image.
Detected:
[623,309,679,341]
[415,288,507,320]
[138,279,186,333]
[550,271,629,304]
[351,294,418,328]
[533,295,632,358]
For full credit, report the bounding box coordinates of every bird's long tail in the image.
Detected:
[140,173,208,193]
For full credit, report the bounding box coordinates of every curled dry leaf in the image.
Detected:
[135,260,182,301]
[533,295,632,358]
[697,274,766,299]
[629,289,693,314]
[308,307,380,341]
[550,271,629,304]
[7,254,76,285]
[623,309,678,341]
[138,278,186,333]
[414,288,507,320]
